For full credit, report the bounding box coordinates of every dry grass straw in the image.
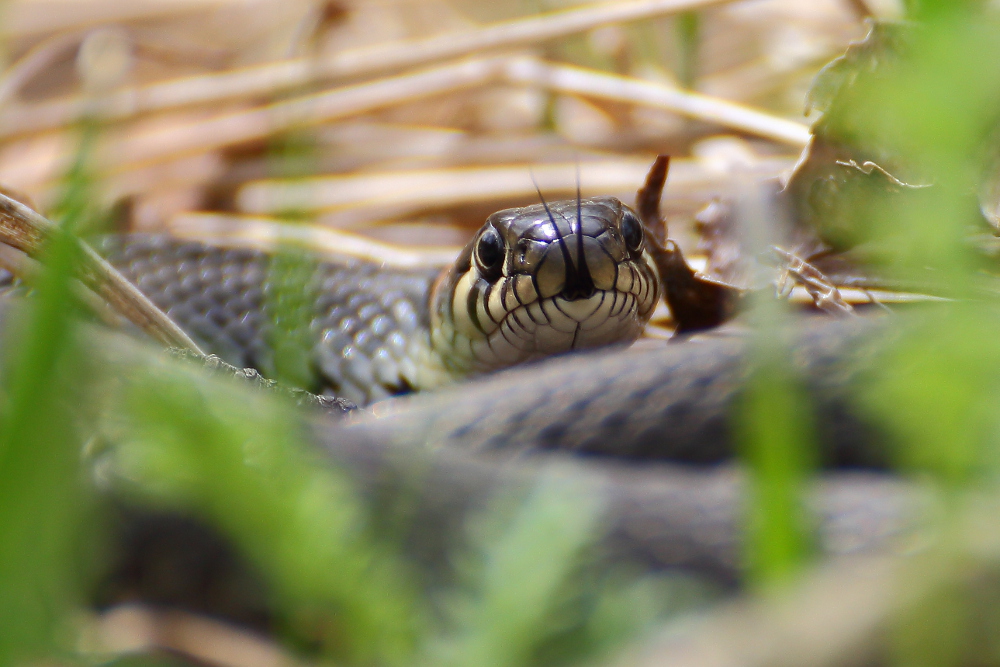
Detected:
[81,604,303,667]
[236,155,795,228]
[0,0,866,247]
[0,0,736,137]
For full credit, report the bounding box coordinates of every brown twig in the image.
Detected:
[636,155,670,245]
[0,243,125,327]
[771,246,855,316]
[0,192,204,354]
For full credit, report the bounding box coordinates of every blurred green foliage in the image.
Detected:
[851,10,1000,663]
[745,1,1000,663]
[736,349,816,586]
[0,127,101,666]
[113,359,424,665]
[848,7,1000,482]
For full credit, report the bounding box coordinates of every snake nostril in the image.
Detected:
[516,239,530,265]
[560,234,597,301]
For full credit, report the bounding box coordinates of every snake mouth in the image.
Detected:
[480,288,648,365]
[442,253,658,374]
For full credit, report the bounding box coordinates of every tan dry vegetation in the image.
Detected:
[0,0,884,253]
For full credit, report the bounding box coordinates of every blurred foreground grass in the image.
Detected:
[742,2,1000,664]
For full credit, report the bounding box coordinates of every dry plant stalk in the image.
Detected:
[0,0,739,137]
[235,157,795,221]
[167,212,459,268]
[503,59,811,147]
[613,555,900,667]
[9,56,808,192]
[0,192,204,354]
[81,604,302,667]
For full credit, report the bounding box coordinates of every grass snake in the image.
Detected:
[81,184,931,592]
[100,195,659,406]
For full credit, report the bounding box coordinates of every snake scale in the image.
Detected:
[91,191,924,596]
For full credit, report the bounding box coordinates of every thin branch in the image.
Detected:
[0,243,125,327]
[234,157,796,223]
[167,212,460,268]
[502,59,812,147]
[0,192,204,354]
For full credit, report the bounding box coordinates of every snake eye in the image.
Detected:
[476,228,505,280]
[621,211,644,252]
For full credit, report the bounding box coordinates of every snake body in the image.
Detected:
[335,314,893,467]
[87,192,928,603]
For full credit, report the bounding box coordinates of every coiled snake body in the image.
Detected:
[93,189,918,586]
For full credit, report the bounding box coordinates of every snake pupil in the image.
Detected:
[476,228,505,280]
[621,211,643,252]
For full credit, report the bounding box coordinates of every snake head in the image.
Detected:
[430,196,660,376]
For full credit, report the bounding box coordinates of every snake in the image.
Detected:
[79,184,926,604]
[99,195,660,406]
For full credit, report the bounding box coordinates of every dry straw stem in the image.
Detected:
[87,56,512,174]
[0,29,90,107]
[3,0,239,38]
[81,604,301,667]
[0,192,204,353]
[0,58,507,192]
[167,212,460,268]
[614,496,1000,667]
[235,157,796,224]
[0,242,125,327]
[6,58,808,186]
[612,555,900,667]
[311,125,600,172]
[0,0,736,137]
[503,59,812,148]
